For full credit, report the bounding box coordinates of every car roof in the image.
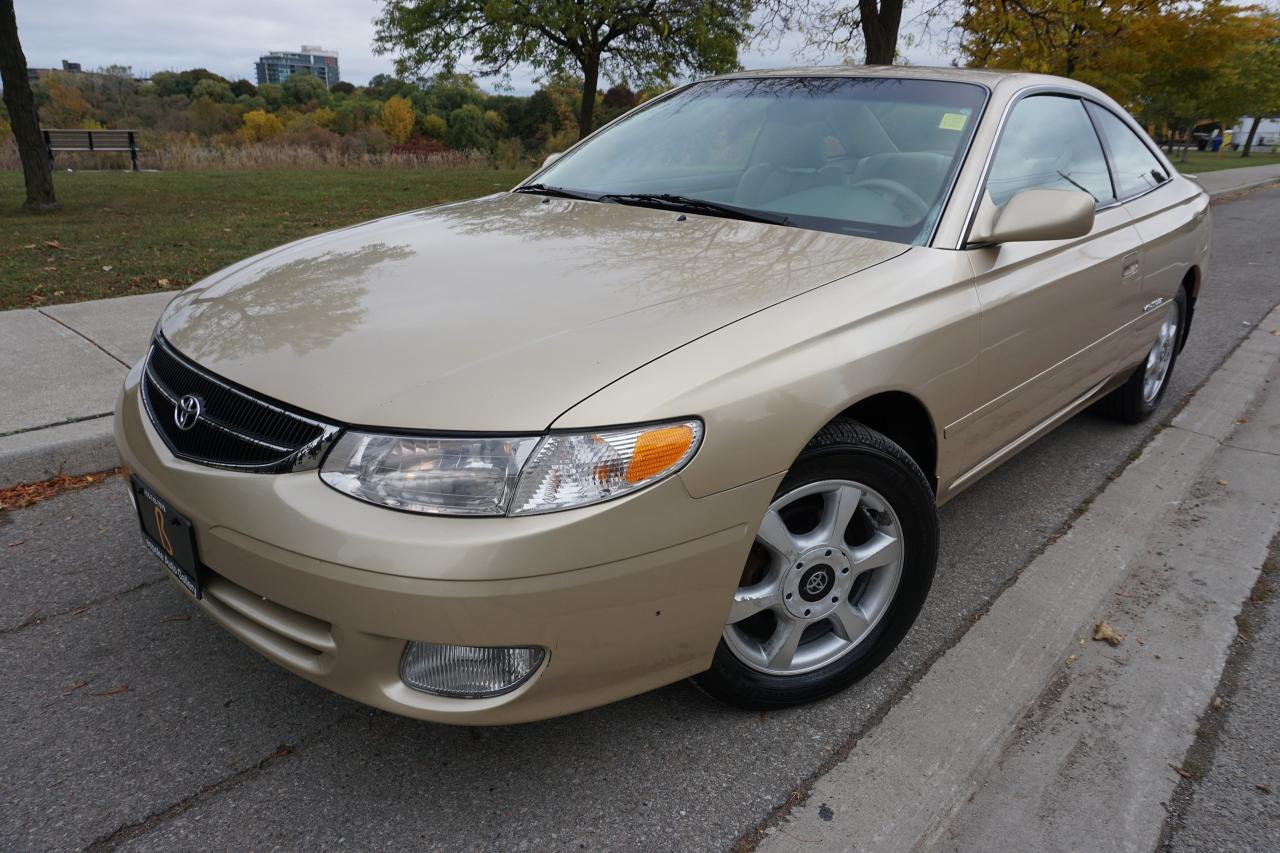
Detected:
[707,65,1100,98]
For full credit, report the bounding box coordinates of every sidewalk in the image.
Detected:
[1185,160,1280,196]
[1,165,1279,490]
[760,304,1280,852]
[0,291,173,488]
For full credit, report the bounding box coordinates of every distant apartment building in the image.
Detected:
[255,46,339,88]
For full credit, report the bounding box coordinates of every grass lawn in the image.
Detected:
[0,168,531,310]
[1171,149,1280,173]
[3,153,1277,310]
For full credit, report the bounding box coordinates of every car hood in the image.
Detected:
[161,192,906,430]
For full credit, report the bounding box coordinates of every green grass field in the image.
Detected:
[1172,149,1280,173]
[0,168,531,310]
[2,152,1276,310]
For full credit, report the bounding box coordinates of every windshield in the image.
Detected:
[532,76,988,245]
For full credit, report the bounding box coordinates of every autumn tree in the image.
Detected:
[1215,18,1280,156]
[954,0,1276,154]
[1125,3,1274,157]
[373,0,750,138]
[380,95,415,144]
[0,0,56,210]
[955,0,1167,98]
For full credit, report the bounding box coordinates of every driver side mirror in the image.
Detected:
[542,151,563,167]
[967,188,1095,245]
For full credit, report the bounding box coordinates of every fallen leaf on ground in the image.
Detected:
[43,240,62,249]
[0,467,123,511]
[1171,764,1200,780]
[1094,622,1124,646]
[63,680,91,696]
[157,278,169,286]
[1065,654,1078,667]
[1217,479,1229,486]
[1257,783,1272,794]
[1212,696,1224,709]
[93,685,129,696]
[101,265,113,271]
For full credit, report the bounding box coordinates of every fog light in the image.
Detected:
[400,642,546,698]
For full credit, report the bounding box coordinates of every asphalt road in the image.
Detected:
[3,185,1280,852]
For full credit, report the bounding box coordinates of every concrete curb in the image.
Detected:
[0,415,117,489]
[758,304,1280,852]
[1202,175,1280,198]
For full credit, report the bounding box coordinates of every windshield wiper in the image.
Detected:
[512,183,598,201]
[599,193,792,227]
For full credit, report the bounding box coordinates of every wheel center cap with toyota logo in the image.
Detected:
[174,394,204,431]
[783,546,853,620]
[799,566,834,601]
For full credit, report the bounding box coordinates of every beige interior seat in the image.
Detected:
[733,122,844,207]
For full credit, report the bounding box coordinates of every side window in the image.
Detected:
[985,95,1113,207]
[1088,105,1169,198]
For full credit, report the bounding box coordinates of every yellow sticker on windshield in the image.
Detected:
[939,112,968,131]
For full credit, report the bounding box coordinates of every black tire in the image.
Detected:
[1101,287,1188,424]
[693,418,938,710]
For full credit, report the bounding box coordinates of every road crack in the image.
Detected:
[0,577,166,635]
[85,710,361,851]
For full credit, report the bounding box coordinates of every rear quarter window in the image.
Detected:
[1088,104,1169,199]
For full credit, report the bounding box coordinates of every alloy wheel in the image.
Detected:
[723,479,905,676]
[1142,304,1180,405]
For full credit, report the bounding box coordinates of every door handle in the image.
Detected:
[1121,252,1141,279]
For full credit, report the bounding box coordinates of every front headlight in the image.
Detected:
[320,433,541,516]
[319,419,702,517]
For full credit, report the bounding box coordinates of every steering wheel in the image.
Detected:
[849,178,931,221]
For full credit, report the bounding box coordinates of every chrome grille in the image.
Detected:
[141,337,340,472]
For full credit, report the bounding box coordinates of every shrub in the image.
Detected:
[393,135,448,156]
[238,109,285,143]
[494,137,529,170]
[421,114,447,140]
[446,103,491,152]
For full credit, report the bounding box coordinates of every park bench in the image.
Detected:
[42,128,141,171]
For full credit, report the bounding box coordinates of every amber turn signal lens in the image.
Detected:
[625,424,696,483]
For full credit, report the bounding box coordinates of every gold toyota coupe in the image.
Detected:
[116,67,1210,724]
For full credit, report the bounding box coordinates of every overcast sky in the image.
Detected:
[15,0,955,91]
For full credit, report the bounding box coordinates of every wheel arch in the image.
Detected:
[1179,266,1199,352]
[824,391,939,494]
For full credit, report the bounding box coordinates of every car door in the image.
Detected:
[947,93,1146,488]
[1085,101,1209,350]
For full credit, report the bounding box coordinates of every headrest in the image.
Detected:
[753,122,827,171]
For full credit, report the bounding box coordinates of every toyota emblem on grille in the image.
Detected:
[174,394,203,431]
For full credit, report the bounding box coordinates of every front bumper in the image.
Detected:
[114,361,781,724]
